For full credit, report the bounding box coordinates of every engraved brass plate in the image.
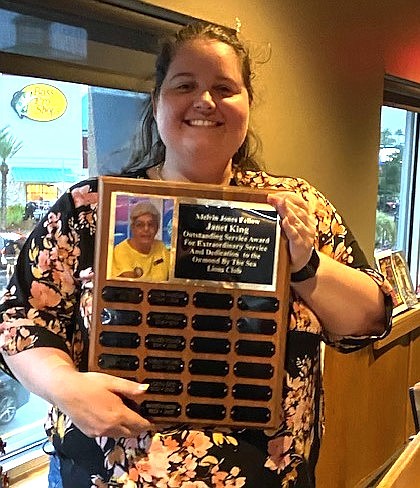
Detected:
[147,312,187,329]
[144,379,183,395]
[144,357,184,373]
[145,334,186,351]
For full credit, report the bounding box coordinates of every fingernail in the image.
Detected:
[138,383,149,391]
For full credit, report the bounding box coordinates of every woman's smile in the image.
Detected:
[185,119,222,127]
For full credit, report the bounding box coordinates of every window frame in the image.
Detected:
[0,0,200,91]
[382,74,420,289]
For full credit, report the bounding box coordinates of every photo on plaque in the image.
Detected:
[391,250,418,308]
[106,192,174,282]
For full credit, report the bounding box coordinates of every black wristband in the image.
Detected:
[291,248,320,282]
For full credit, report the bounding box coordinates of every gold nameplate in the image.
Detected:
[89,176,290,429]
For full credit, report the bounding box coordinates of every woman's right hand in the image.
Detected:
[4,348,152,439]
[55,370,152,438]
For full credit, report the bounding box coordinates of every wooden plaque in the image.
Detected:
[89,176,290,429]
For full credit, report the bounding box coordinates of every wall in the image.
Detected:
[147,0,420,262]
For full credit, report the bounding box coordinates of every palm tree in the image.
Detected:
[0,127,23,230]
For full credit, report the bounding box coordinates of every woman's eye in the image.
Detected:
[176,83,194,92]
[215,85,234,96]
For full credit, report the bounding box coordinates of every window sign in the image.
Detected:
[11,83,67,122]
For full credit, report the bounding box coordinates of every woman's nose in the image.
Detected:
[193,90,216,111]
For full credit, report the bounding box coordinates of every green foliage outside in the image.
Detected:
[375,211,396,249]
[377,127,403,250]
[0,126,23,230]
[6,204,25,228]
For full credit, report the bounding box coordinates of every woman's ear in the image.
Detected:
[151,90,157,118]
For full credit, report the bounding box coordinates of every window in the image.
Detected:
[0,0,200,477]
[376,75,420,294]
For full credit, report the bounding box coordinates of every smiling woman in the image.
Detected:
[0,19,393,488]
[153,39,250,184]
[0,0,195,482]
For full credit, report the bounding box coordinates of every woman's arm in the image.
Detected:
[291,252,386,336]
[0,181,151,438]
[3,348,151,438]
[267,191,389,337]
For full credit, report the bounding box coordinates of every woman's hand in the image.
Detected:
[55,370,152,438]
[267,192,387,337]
[4,348,152,439]
[267,192,317,272]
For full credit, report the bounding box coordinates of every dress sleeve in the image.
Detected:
[0,180,98,375]
[308,184,394,352]
[319,220,394,352]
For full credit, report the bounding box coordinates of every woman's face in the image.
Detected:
[154,39,250,172]
[131,213,158,253]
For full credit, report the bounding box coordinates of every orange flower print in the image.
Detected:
[184,431,213,458]
[266,435,293,473]
[38,249,52,272]
[331,218,346,237]
[334,242,354,264]
[211,465,246,487]
[163,434,180,452]
[50,262,75,294]
[29,281,62,309]
[134,441,171,482]
[71,185,97,208]
[43,212,62,236]
[0,318,30,351]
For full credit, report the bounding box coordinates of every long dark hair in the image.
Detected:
[123,21,262,175]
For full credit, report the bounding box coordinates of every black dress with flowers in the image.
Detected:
[0,170,392,488]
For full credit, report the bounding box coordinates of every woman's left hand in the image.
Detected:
[267,191,387,337]
[267,192,317,273]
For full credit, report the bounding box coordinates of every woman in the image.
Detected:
[112,201,169,281]
[0,22,392,488]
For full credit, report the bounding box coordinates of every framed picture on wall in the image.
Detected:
[391,250,418,308]
[375,249,418,316]
[375,250,408,316]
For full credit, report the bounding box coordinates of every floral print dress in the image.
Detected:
[0,169,393,488]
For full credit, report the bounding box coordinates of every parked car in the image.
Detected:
[0,232,25,270]
[33,200,52,221]
[0,371,30,424]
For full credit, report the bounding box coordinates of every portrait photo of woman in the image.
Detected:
[111,198,171,281]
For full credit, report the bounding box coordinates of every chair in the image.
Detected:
[408,382,420,433]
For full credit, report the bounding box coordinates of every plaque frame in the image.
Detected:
[89,176,290,429]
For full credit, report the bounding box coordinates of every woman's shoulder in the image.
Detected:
[233,168,340,218]
[233,168,318,194]
[114,238,130,252]
[63,177,100,210]
[68,176,99,193]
